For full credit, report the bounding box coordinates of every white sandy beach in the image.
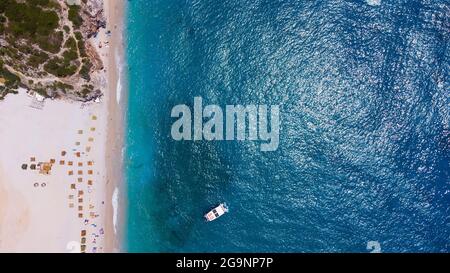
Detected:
[0,0,125,253]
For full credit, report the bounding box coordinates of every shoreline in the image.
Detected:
[104,0,127,253]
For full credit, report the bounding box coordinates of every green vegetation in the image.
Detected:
[0,0,100,101]
[0,64,20,88]
[78,84,94,99]
[34,87,50,98]
[74,31,83,41]
[27,51,49,68]
[38,31,64,53]
[0,61,20,100]
[80,59,93,81]
[65,36,78,52]
[43,34,80,77]
[0,0,65,54]
[1,0,60,51]
[75,31,88,59]
[28,0,51,8]
[68,5,83,29]
[50,81,74,94]
[44,56,78,78]
[63,49,78,62]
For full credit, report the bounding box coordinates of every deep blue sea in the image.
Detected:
[125,0,449,252]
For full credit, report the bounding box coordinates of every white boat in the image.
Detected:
[204,203,229,222]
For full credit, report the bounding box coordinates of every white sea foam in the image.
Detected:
[115,49,123,105]
[366,0,381,6]
[112,187,119,234]
[116,75,122,104]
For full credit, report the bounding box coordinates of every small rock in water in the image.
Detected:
[367,0,381,6]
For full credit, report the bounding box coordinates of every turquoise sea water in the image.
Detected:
[125,0,449,252]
